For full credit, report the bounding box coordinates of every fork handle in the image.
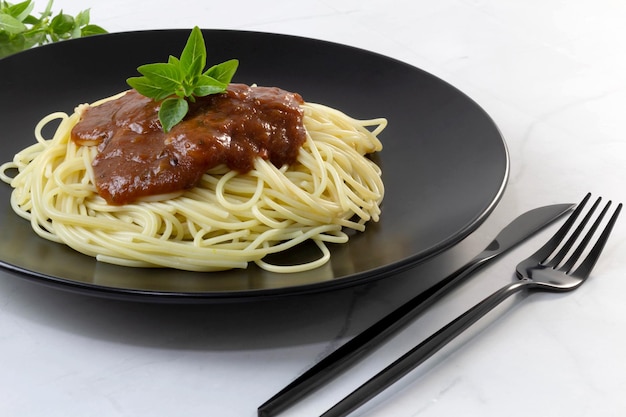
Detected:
[321,280,529,417]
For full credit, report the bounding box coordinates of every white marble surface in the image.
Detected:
[2,1,626,416]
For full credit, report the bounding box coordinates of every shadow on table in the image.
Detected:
[0,240,477,352]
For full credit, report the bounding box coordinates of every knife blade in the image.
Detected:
[258,203,574,417]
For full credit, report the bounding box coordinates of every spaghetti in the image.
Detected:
[0,91,386,272]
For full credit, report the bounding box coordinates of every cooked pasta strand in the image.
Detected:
[1,97,386,272]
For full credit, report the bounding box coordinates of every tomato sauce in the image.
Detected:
[71,84,306,205]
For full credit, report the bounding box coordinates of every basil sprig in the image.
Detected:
[127,26,239,133]
[0,0,107,59]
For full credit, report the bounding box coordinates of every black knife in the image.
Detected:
[258,203,574,417]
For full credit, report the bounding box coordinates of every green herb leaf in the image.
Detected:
[126,76,175,102]
[74,8,89,27]
[179,26,206,81]
[204,59,239,84]
[6,0,35,22]
[137,62,182,92]
[159,97,189,133]
[49,12,73,36]
[126,26,239,132]
[0,14,26,34]
[80,24,107,37]
[22,14,41,25]
[193,74,227,97]
[0,0,108,59]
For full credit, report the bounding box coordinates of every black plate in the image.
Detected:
[0,29,508,302]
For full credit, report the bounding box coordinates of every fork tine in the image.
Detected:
[559,199,610,272]
[546,196,602,268]
[531,192,591,263]
[569,201,622,278]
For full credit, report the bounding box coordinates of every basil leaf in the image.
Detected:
[7,0,35,22]
[74,9,90,27]
[137,62,182,91]
[193,75,227,97]
[49,12,74,35]
[22,14,41,25]
[204,59,239,84]
[126,76,174,101]
[80,24,107,37]
[24,30,45,45]
[0,32,25,56]
[159,97,189,133]
[0,1,107,59]
[180,26,206,80]
[0,14,27,34]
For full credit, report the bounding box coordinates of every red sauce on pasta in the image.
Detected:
[71,84,306,205]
